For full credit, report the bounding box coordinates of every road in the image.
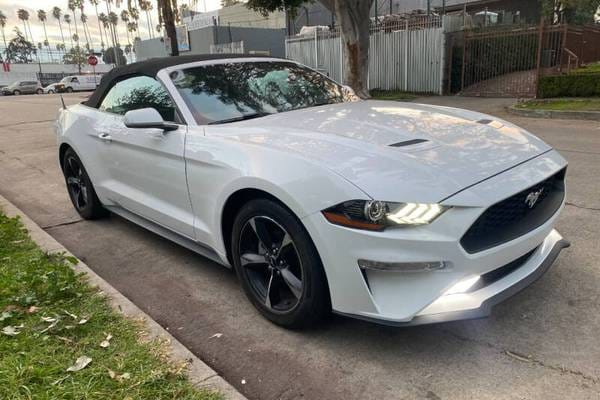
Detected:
[1,93,599,400]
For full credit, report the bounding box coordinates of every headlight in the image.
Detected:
[322,200,449,231]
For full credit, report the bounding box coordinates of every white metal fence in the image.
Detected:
[285,17,447,94]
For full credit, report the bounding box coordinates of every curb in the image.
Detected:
[0,195,246,400]
[506,105,600,121]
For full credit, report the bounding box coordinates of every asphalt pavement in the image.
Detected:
[0,93,599,400]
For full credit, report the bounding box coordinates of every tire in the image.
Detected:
[48,90,55,94]
[66,87,73,93]
[62,148,108,220]
[13,90,20,95]
[36,88,43,94]
[231,198,330,329]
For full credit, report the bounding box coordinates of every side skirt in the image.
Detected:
[105,205,229,267]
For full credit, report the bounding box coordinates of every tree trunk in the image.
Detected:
[328,0,374,98]
[161,0,179,56]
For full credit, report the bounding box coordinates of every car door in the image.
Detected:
[22,81,35,94]
[96,75,195,238]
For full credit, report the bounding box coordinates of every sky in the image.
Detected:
[0,0,221,50]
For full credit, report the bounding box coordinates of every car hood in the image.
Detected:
[205,100,551,203]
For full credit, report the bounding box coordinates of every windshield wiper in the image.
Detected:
[208,112,272,125]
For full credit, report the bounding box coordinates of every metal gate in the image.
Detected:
[459,23,600,97]
[285,17,446,95]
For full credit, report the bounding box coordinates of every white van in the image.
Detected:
[57,75,102,93]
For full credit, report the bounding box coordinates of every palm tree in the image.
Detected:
[128,6,140,44]
[64,14,74,49]
[0,11,8,53]
[108,11,119,47]
[17,9,32,42]
[52,7,68,55]
[80,12,93,52]
[89,0,105,50]
[37,10,53,62]
[120,10,131,45]
[68,0,81,49]
[104,0,120,65]
[99,13,112,50]
[139,0,154,39]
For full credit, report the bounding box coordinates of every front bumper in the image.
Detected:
[301,149,569,325]
[337,232,569,326]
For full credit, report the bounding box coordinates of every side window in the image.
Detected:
[71,77,79,83]
[99,76,178,122]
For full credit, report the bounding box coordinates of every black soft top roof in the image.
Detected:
[84,53,273,108]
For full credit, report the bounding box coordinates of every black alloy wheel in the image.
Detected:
[62,148,107,220]
[239,216,304,312]
[232,199,330,328]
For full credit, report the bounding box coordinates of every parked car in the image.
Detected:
[56,55,569,328]
[44,83,61,94]
[1,80,43,95]
[55,75,101,93]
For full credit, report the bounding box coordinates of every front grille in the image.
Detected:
[461,168,566,253]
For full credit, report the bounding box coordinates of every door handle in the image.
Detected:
[98,132,112,142]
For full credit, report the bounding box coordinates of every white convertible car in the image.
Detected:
[56,55,569,328]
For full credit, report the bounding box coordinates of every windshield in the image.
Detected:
[170,61,351,125]
[60,77,71,83]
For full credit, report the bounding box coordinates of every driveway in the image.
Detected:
[1,93,599,400]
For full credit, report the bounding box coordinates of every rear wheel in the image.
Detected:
[36,88,43,94]
[231,199,330,328]
[62,148,108,220]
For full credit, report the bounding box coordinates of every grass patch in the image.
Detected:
[571,63,600,75]
[515,98,600,112]
[0,211,222,400]
[369,90,419,101]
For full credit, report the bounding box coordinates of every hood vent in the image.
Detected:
[389,139,429,147]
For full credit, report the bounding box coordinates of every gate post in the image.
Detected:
[534,18,545,98]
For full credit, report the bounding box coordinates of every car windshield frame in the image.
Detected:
[168,60,354,125]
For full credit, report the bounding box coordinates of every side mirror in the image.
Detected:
[124,108,178,132]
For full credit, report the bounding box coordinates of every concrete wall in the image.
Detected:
[0,63,113,86]
[213,26,286,57]
[134,37,169,61]
[219,3,286,29]
[136,26,287,60]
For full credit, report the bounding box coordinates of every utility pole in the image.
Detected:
[427,0,431,15]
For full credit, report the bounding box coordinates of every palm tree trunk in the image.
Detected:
[57,20,67,56]
[145,11,152,39]
[72,11,79,48]
[22,21,28,41]
[42,22,53,62]
[27,21,35,45]
[105,0,119,66]
[1,28,7,51]
[94,5,104,49]
[67,23,73,49]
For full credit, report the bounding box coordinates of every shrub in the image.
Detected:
[538,73,600,98]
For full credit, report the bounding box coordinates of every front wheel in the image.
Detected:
[62,148,108,220]
[13,90,20,95]
[231,199,330,329]
[48,90,55,94]
[65,87,73,93]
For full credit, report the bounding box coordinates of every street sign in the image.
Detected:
[87,55,98,66]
